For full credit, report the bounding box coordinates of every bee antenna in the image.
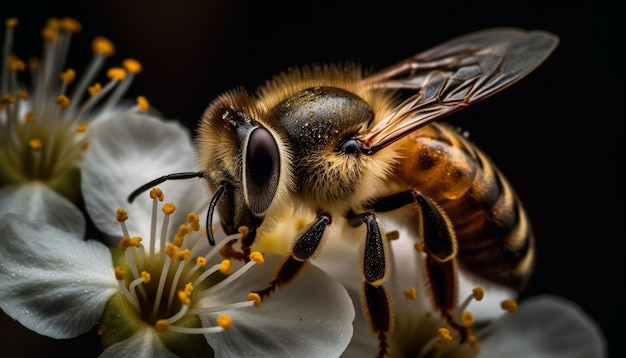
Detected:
[127,171,206,203]
[206,182,227,246]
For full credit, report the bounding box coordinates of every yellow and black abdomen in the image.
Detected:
[396,122,535,291]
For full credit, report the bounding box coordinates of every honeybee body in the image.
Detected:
[130,28,558,357]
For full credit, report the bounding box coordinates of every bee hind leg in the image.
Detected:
[253,213,331,298]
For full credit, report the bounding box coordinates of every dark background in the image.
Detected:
[2,1,623,357]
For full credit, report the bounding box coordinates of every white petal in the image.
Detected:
[479,295,606,358]
[99,327,178,358]
[82,112,208,245]
[202,255,355,358]
[0,182,85,237]
[0,214,118,338]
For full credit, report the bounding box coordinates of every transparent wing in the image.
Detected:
[357,28,559,152]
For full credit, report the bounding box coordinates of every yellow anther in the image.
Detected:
[29,139,42,150]
[118,237,131,251]
[177,249,191,261]
[216,314,232,330]
[438,328,453,343]
[173,234,184,247]
[177,224,191,237]
[184,282,194,296]
[8,56,25,71]
[116,208,129,222]
[129,237,142,247]
[75,123,87,133]
[6,18,18,27]
[155,320,169,332]
[415,241,425,252]
[248,292,261,307]
[46,18,61,30]
[141,271,151,283]
[92,36,115,57]
[162,203,176,215]
[472,287,484,301]
[211,226,216,235]
[19,88,28,100]
[404,287,417,300]
[219,260,231,275]
[88,82,102,95]
[462,311,475,327]
[238,226,250,239]
[41,26,58,42]
[114,266,126,280]
[56,94,70,108]
[106,67,126,81]
[386,230,400,241]
[24,112,35,122]
[1,93,15,105]
[196,257,207,267]
[178,290,191,306]
[122,58,142,74]
[467,334,480,349]
[249,251,264,264]
[28,57,40,70]
[60,68,76,83]
[165,243,179,258]
[136,95,149,112]
[149,188,164,201]
[187,213,200,231]
[501,299,518,313]
[60,17,81,33]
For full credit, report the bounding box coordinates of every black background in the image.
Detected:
[1,1,623,357]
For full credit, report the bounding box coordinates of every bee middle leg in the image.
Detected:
[253,213,331,298]
[369,190,468,341]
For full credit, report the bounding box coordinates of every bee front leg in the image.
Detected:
[253,213,331,298]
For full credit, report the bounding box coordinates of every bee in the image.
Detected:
[129,27,558,357]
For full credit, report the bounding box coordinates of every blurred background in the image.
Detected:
[2,0,623,357]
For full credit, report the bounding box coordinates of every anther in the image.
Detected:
[155,320,169,332]
[500,299,518,313]
[28,139,42,150]
[248,292,261,307]
[238,226,250,239]
[162,203,176,214]
[60,17,81,33]
[219,260,231,274]
[122,58,142,74]
[149,188,164,201]
[106,67,126,81]
[438,328,453,343]
[19,88,28,100]
[24,112,34,122]
[461,311,475,327]
[386,230,400,241]
[216,314,232,330]
[75,123,87,133]
[118,237,131,251]
[136,96,149,112]
[141,271,151,283]
[249,251,264,264]
[116,209,129,222]
[55,94,70,108]
[92,36,115,57]
[114,266,126,280]
[404,287,417,300]
[196,257,207,266]
[415,241,425,252]
[178,290,191,306]
[188,213,200,231]
[60,69,76,83]
[5,17,18,27]
[88,83,102,95]
[472,287,484,301]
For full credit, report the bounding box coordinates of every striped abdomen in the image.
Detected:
[395,122,534,290]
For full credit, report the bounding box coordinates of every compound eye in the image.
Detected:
[338,138,362,155]
[244,127,280,215]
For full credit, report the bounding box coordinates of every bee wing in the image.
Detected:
[357,28,559,152]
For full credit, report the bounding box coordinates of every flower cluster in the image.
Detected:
[0,16,607,358]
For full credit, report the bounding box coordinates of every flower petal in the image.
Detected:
[99,327,179,358]
[202,255,355,358]
[82,112,208,245]
[0,214,118,338]
[479,295,606,358]
[0,182,85,237]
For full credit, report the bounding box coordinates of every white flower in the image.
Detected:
[0,17,146,227]
[291,217,607,358]
[0,113,355,357]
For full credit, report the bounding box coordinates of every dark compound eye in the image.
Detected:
[338,138,362,155]
[244,127,280,215]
